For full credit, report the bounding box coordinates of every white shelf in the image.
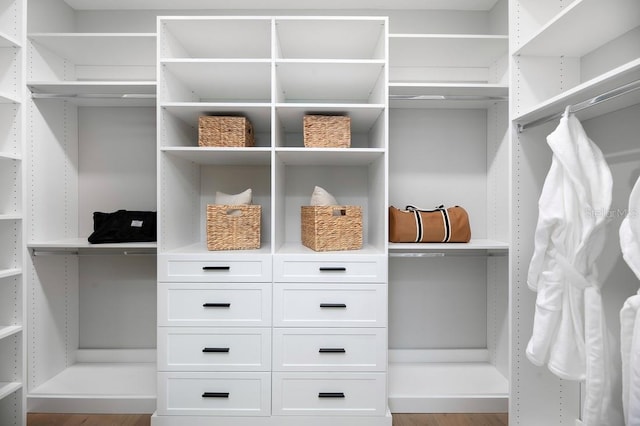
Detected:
[276,103,385,133]
[276,242,385,255]
[28,238,157,254]
[0,268,21,279]
[161,60,272,102]
[389,362,508,413]
[515,58,640,128]
[390,83,508,109]
[161,103,272,132]
[0,382,22,400]
[28,33,156,66]
[0,31,20,48]
[390,34,508,68]
[28,362,156,414]
[276,17,386,60]
[276,148,385,166]
[276,60,386,103]
[0,152,20,161]
[0,91,20,104]
[389,239,509,253]
[0,325,21,340]
[28,81,156,106]
[164,241,272,255]
[515,0,640,57]
[161,147,272,166]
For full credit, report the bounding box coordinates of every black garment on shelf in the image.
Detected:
[88,210,157,244]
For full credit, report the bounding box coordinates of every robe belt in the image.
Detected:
[552,251,596,290]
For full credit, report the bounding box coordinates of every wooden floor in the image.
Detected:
[27,413,508,426]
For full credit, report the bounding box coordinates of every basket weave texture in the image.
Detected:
[303,115,351,148]
[207,205,261,250]
[301,205,362,251]
[199,116,255,147]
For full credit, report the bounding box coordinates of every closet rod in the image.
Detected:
[517,78,640,133]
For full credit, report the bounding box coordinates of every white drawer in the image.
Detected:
[157,372,270,416]
[159,327,271,372]
[158,283,271,327]
[273,328,386,372]
[272,372,387,416]
[159,254,271,282]
[274,254,386,283]
[273,284,387,327]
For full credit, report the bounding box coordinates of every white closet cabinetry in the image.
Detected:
[156,15,390,426]
[510,0,640,424]
[25,0,157,414]
[387,0,510,414]
[0,0,24,424]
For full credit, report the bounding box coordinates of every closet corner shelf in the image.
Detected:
[514,0,640,57]
[0,268,22,280]
[0,325,22,341]
[28,238,157,256]
[514,58,640,129]
[0,382,22,401]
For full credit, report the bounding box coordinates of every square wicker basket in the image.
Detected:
[206,204,261,250]
[301,205,362,251]
[199,116,255,147]
[303,115,351,148]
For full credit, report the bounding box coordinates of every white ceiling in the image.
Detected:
[63,0,499,11]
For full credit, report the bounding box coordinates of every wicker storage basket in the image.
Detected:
[303,115,351,148]
[206,204,261,250]
[301,205,362,251]
[199,116,255,147]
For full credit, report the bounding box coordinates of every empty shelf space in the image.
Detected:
[28,362,156,414]
[389,362,508,413]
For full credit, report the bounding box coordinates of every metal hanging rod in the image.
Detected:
[516,78,640,133]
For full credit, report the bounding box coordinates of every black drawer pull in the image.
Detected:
[320,303,347,308]
[318,392,345,398]
[203,347,230,353]
[203,303,231,308]
[203,266,230,271]
[319,348,346,353]
[202,392,229,398]
[319,267,346,272]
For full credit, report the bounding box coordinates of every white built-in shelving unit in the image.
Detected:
[0,0,25,424]
[510,0,640,424]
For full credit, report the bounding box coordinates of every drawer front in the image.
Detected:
[159,254,271,283]
[273,284,387,327]
[272,372,386,416]
[273,328,386,372]
[158,283,271,327]
[159,327,271,371]
[157,372,270,416]
[274,255,386,283]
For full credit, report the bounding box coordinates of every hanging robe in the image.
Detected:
[526,107,621,425]
[620,175,640,425]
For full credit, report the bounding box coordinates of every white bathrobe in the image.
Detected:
[620,176,640,425]
[527,107,620,425]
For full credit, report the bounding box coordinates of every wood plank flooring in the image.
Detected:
[27,413,508,426]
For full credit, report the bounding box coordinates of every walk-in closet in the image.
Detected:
[0,1,638,426]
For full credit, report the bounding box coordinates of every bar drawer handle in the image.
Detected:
[203,266,230,271]
[319,267,346,272]
[203,347,230,353]
[202,392,229,398]
[319,348,346,353]
[203,303,231,308]
[320,303,347,308]
[318,392,345,398]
